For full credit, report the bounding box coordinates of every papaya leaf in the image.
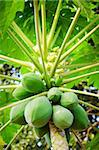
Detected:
[0,0,24,34]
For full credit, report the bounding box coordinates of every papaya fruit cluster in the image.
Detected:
[10,73,90,138]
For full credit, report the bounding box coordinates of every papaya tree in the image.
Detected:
[0,0,99,149]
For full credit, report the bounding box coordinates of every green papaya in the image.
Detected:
[24,96,52,128]
[13,85,33,100]
[22,73,45,94]
[47,87,62,104]
[71,104,90,130]
[10,101,28,125]
[60,92,78,109]
[34,124,49,138]
[53,105,74,129]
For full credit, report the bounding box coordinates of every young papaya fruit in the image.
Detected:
[22,73,45,94]
[24,96,52,128]
[47,87,62,104]
[60,92,78,109]
[34,124,49,138]
[53,105,74,129]
[71,104,90,130]
[13,85,33,100]
[10,101,28,125]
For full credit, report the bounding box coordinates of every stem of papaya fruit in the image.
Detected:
[11,21,38,58]
[5,126,24,150]
[0,120,11,132]
[62,71,99,84]
[41,0,47,61]
[33,0,51,88]
[62,63,99,77]
[60,25,99,62]
[79,100,99,111]
[44,133,51,148]
[0,85,19,89]
[59,87,99,98]
[0,54,34,69]
[0,74,21,82]
[0,92,47,112]
[47,0,62,49]
[7,29,43,73]
[50,8,81,78]
[49,121,69,150]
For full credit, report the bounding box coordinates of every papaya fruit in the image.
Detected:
[47,87,62,104]
[24,96,52,128]
[60,92,78,109]
[22,73,45,94]
[53,105,74,129]
[71,104,90,130]
[13,85,33,100]
[34,124,49,138]
[10,101,28,125]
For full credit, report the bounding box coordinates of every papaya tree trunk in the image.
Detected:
[49,121,69,150]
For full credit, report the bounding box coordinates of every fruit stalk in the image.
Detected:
[60,25,99,62]
[41,0,47,61]
[0,91,47,111]
[59,16,99,62]
[62,63,99,77]
[47,0,62,49]
[62,71,99,84]
[0,85,19,89]
[59,87,99,98]
[11,21,38,58]
[5,126,24,150]
[0,54,33,69]
[7,29,43,73]
[0,74,21,82]
[49,121,69,150]
[33,0,51,88]
[50,8,81,78]
[0,120,11,132]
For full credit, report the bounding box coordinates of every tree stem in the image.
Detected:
[41,0,47,61]
[5,126,24,150]
[50,8,81,78]
[60,25,99,62]
[33,0,51,88]
[62,63,99,77]
[49,121,69,150]
[62,71,99,84]
[0,120,11,132]
[0,74,21,82]
[47,0,62,49]
[0,92,47,111]
[7,28,43,73]
[59,87,99,98]
[0,54,33,69]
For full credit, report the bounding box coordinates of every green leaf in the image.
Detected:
[72,0,95,19]
[0,0,24,34]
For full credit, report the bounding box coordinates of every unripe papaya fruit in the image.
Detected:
[47,87,62,104]
[53,105,74,129]
[60,92,78,109]
[24,96,52,128]
[13,85,33,100]
[10,101,28,125]
[71,104,90,130]
[34,124,49,138]
[22,73,45,94]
